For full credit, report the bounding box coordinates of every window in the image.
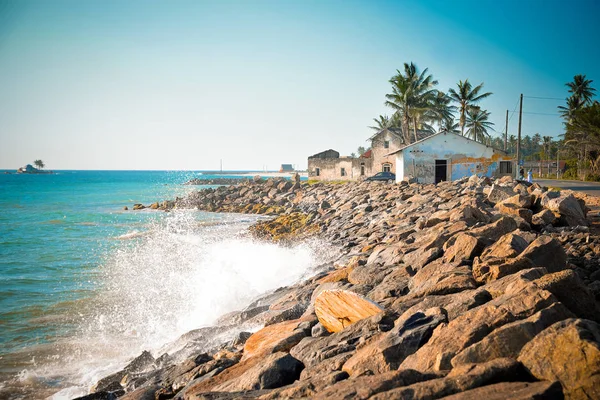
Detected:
[384,140,390,149]
[315,167,320,176]
[499,161,513,174]
[360,162,365,176]
[382,163,391,172]
[341,167,346,177]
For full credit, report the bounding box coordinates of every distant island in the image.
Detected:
[17,160,53,174]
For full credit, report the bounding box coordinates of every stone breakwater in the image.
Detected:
[89,176,600,400]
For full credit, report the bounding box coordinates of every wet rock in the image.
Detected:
[212,352,303,391]
[518,318,600,400]
[314,289,384,333]
[242,319,306,360]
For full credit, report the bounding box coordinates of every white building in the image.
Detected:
[388,132,513,184]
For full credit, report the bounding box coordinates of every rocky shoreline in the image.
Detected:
[86,176,600,400]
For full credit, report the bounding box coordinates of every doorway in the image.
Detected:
[435,160,447,183]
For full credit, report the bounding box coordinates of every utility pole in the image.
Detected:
[556,144,560,179]
[516,94,523,178]
[504,110,509,151]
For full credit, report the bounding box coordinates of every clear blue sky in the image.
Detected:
[1,0,598,170]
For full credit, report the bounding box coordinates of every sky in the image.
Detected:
[0,0,599,170]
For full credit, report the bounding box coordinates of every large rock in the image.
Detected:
[495,203,533,224]
[518,319,600,400]
[487,184,515,204]
[311,369,440,400]
[242,319,306,360]
[472,256,536,284]
[532,209,557,226]
[545,194,588,226]
[372,358,531,399]
[440,381,564,400]
[212,352,303,392]
[342,307,447,376]
[480,232,529,260]
[519,235,567,273]
[470,216,517,244]
[444,233,485,263]
[450,302,574,367]
[400,285,557,372]
[533,270,600,323]
[314,289,384,333]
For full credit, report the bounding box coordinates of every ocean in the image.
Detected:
[0,170,332,399]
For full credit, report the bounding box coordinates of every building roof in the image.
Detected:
[386,132,508,156]
[368,127,404,141]
[360,149,372,158]
[308,149,340,159]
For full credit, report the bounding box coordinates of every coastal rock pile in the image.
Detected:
[91,177,600,400]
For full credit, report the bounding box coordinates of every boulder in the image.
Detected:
[311,369,441,400]
[314,289,384,333]
[400,285,557,372]
[545,194,588,226]
[473,256,536,284]
[532,209,557,226]
[518,319,600,400]
[444,234,485,263]
[372,358,531,399]
[342,307,447,376]
[470,216,517,244]
[242,319,306,360]
[487,184,515,204]
[451,302,574,367]
[533,269,600,323]
[440,381,564,400]
[480,232,529,260]
[212,352,303,392]
[519,236,567,273]
[495,203,533,223]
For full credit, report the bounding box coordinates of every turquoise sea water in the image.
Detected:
[0,170,325,399]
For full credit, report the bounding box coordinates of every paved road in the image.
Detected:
[536,179,600,197]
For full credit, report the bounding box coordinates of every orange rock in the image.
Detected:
[317,266,353,284]
[314,289,384,333]
[242,319,305,360]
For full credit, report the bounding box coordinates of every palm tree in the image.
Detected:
[427,91,456,132]
[465,107,494,143]
[368,115,392,132]
[558,95,584,125]
[439,118,460,134]
[34,159,45,169]
[385,62,439,143]
[448,79,493,136]
[566,74,596,106]
[508,134,517,154]
[542,136,553,177]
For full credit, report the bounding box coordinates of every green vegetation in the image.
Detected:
[34,159,45,169]
[448,79,492,137]
[560,74,599,180]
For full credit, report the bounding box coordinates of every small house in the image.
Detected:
[388,132,513,184]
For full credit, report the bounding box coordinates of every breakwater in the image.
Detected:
[89,176,600,399]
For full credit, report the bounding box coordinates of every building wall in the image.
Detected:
[370,130,404,174]
[308,157,373,181]
[396,133,512,184]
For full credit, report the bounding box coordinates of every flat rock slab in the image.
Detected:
[314,289,384,333]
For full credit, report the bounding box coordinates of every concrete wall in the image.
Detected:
[396,133,512,184]
[370,130,404,174]
[308,157,373,181]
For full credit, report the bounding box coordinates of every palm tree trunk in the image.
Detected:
[412,116,418,143]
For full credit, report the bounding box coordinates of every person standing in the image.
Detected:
[527,169,533,183]
[519,167,525,180]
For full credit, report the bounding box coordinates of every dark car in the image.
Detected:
[365,172,396,182]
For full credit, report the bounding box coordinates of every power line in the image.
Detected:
[523,96,564,101]
[508,96,520,123]
[508,111,560,116]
